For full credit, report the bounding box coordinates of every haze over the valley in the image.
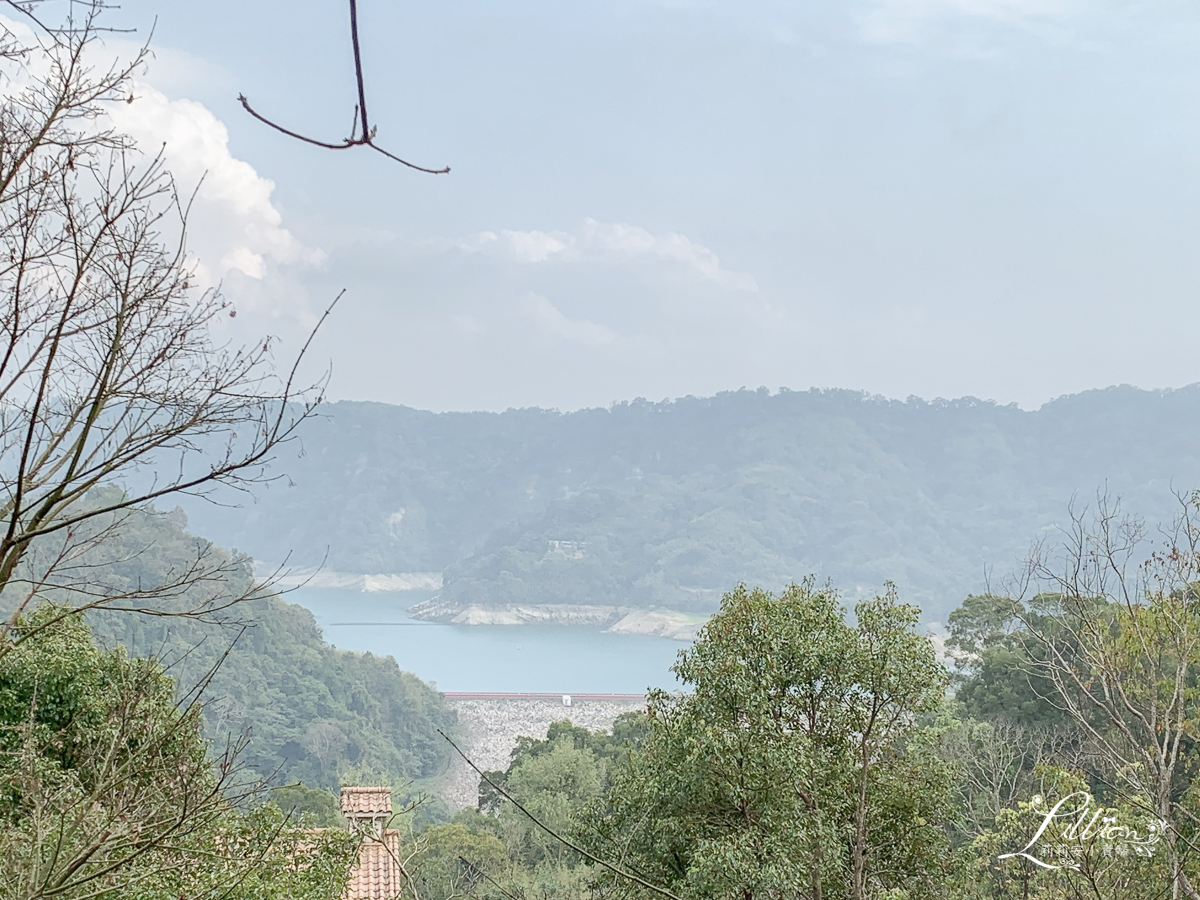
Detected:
[176,385,1200,628]
[67,0,1200,646]
[103,0,1200,414]
[9,4,1200,895]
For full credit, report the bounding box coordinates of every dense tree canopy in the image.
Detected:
[589,582,952,900]
[0,607,358,900]
[416,561,1200,900]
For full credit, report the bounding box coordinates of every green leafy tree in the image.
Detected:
[456,714,651,900]
[0,607,357,900]
[478,715,648,819]
[947,594,1063,730]
[592,581,953,900]
[410,817,508,900]
[943,594,1073,848]
[0,495,457,791]
[500,732,605,869]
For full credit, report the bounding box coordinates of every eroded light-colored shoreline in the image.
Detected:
[409,597,705,641]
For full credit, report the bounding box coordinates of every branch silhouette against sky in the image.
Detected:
[237,0,449,174]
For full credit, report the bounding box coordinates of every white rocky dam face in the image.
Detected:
[441,695,646,810]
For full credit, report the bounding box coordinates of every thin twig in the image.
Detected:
[238,0,449,175]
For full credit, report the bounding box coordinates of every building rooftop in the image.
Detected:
[345,831,402,900]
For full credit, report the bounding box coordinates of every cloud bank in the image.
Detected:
[464,219,759,292]
[107,82,317,290]
[0,13,319,342]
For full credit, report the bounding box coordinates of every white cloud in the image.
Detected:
[860,0,1075,42]
[107,83,318,289]
[519,294,616,345]
[464,218,758,292]
[0,15,316,335]
[475,228,570,263]
[583,220,758,291]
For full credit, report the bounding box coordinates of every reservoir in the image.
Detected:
[288,587,687,693]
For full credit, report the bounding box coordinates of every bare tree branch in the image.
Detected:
[238,0,450,175]
[0,2,344,651]
[1013,490,1200,900]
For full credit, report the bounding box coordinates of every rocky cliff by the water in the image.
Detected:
[408,598,702,640]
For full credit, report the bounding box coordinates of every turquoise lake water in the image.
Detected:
[287,587,688,693]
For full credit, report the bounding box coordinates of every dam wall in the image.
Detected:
[442,693,646,810]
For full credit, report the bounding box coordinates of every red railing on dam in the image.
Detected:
[442,692,646,701]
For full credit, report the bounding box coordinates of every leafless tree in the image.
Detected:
[0,0,334,653]
[302,722,349,770]
[943,718,1074,839]
[0,6,369,896]
[1015,492,1200,900]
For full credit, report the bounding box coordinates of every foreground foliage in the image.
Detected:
[592,582,952,900]
[410,522,1200,900]
[1,497,456,792]
[0,609,357,900]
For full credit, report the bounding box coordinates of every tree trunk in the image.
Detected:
[851,759,869,900]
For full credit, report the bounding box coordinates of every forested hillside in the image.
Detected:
[178,385,1200,620]
[0,501,455,792]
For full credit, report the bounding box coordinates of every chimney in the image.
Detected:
[339,786,392,836]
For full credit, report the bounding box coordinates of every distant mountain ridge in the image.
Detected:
[178,385,1200,622]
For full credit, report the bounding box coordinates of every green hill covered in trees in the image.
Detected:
[1,501,455,792]
[178,385,1200,621]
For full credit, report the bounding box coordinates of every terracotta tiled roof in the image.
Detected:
[345,830,402,900]
[340,786,392,816]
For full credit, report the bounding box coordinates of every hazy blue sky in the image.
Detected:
[86,0,1200,410]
